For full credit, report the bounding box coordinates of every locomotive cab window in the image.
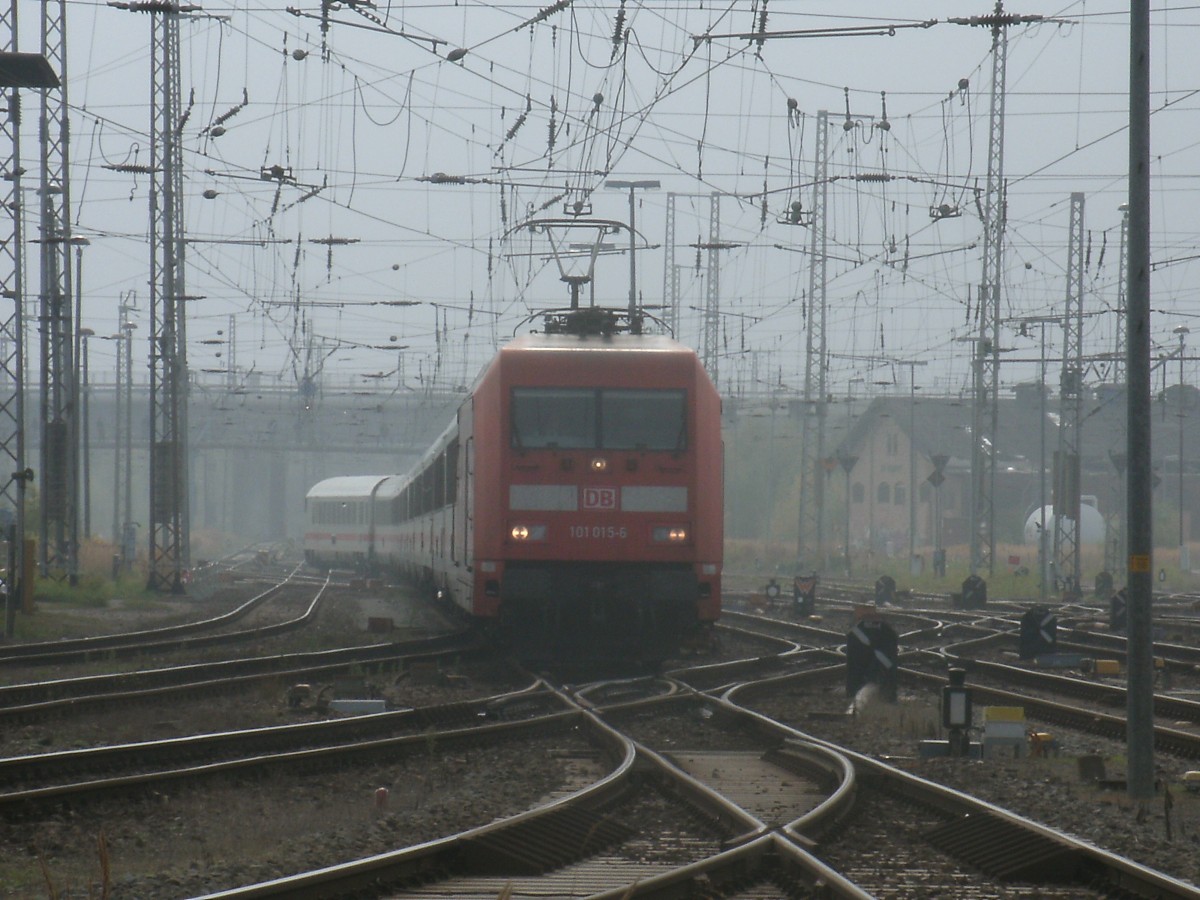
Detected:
[511,388,686,451]
[511,389,596,448]
[601,389,686,450]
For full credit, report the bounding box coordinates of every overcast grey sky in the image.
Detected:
[28,2,1200,401]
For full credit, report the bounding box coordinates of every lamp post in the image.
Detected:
[115,295,137,572]
[897,360,928,572]
[1175,324,1190,570]
[64,237,90,581]
[604,179,659,326]
[106,331,123,553]
[78,327,94,538]
[837,451,858,575]
[1013,314,1062,600]
[929,454,949,575]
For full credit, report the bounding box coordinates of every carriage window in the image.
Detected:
[601,389,686,450]
[511,389,596,448]
[445,440,459,504]
[511,387,686,450]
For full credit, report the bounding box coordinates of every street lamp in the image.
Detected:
[605,179,659,326]
[897,360,928,572]
[113,295,137,572]
[78,327,94,538]
[1175,324,1190,570]
[66,237,91,582]
[837,451,858,575]
[1013,314,1063,600]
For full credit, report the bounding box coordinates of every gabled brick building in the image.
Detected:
[834,383,1197,560]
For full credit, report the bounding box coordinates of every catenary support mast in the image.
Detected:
[1053,193,1085,595]
[1125,0,1155,803]
[703,193,720,385]
[798,110,828,566]
[0,3,56,634]
[144,2,191,592]
[37,0,76,582]
[950,3,1046,576]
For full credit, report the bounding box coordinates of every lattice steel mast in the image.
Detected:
[145,2,190,591]
[952,3,1045,576]
[0,2,19,631]
[797,109,828,566]
[1113,205,1129,385]
[38,0,76,582]
[703,193,720,385]
[0,3,53,634]
[1053,193,1085,595]
[662,192,679,337]
[1105,205,1130,580]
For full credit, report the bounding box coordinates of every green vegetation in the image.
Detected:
[33,573,156,609]
[7,573,164,642]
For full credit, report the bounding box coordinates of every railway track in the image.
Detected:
[0,572,480,732]
[4,575,1199,897]
[0,677,553,796]
[26,659,1186,898]
[0,565,312,667]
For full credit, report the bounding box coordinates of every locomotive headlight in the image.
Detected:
[589,457,608,472]
[653,526,689,543]
[510,524,546,541]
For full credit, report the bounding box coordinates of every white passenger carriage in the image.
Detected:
[303,475,390,569]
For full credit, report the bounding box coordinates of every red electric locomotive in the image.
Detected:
[307,309,723,661]
[469,328,721,657]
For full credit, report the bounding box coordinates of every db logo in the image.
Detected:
[582,487,617,510]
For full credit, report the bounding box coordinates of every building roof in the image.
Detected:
[837,385,1200,476]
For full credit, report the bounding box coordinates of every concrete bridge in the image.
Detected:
[29,375,464,548]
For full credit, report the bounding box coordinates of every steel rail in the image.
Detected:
[0,631,479,721]
[0,678,553,788]
[0,707,587,813]
[190,707,639,899]
[0,567,310,665]
[930,646,1200,726]
[716,680,1199,899]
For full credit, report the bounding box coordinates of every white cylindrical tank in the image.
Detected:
[1024,504,1106,545]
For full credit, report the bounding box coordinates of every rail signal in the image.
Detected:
[928,453,950,488]
[957,574,987,609]
[874,574,896,606]
[1020,606,1058,659]
[846,619,898,701]
[793,573,817,615]
[1110,588,1128,631]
